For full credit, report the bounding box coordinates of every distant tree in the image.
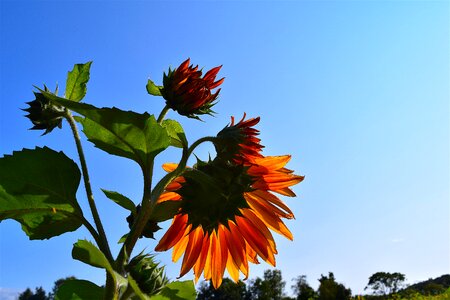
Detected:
[18,287,49,300]
[18,288,34,300]
[421,282,445,296]
[248,269,287,300]
[197,278,250,300]
[365,272,406,295]
[48,276,76,299]
[317,272,351,300]
[292,275,316,300]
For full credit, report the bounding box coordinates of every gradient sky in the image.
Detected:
[0,1,449,298]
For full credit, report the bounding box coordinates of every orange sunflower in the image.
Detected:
[155,116,303,288]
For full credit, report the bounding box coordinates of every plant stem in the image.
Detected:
[156,104,170,123]
[64,110,114,263]
[116,136,217,269]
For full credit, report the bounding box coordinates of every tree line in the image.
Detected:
[17,271,449,299]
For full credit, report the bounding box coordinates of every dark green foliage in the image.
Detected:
[292,275,317,300]
[248,269,287,300]
[49,276,76,299]
[365,272,406,295]
[44,95,171,173]
[197,278,251,300]
[0,147,82,239]
[18,287,49,300]
[72,240,113,273]
[399,274,450,297]
[126,204,161,239]
[54,279,104,300]
[318,272,351,300]
[149,280,197,300]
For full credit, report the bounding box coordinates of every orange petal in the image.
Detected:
[172,234,189,262]
[180,227,205,277]
[226,255,240,283]
[203,233,215,281]
[236,216,275,266]
[158,192,181,203]
[245,192,293,219]
[245,241,259,264]
[162,163,178,172]
[155,214,189,251]
[211,230,228,288]
[252,190,294,215]
[248,155,292,174]
[246,199,293,241]
[241,209,277,254]
[225,221,249,278]
[193,232,210,283]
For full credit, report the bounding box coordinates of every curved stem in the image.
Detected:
[64,111,114,263]
[116,136,217,269]
[157,104,170,123]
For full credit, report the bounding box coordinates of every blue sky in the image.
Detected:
[0,0,448,298]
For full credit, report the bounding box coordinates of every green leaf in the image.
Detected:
[72,240,114,274]
[118,233,128,244]
[150,201,181,222]
[47,96,171,171]
[65,62,92,102]
[101,189,136,212]
[149,281,196,300]
[128,275,151,300]
[55,279,104,300]
[146,79,162,96]
[0,147,82,239]
[161,119,187,148]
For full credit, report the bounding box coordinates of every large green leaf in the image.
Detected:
[146,79,162,96]
[72,240,113,273]
[65,62,92,102]
[0,147,82,239]
[55,279,104,300]
[161,119,187,148]
[101,189,136,213]
[149,281,196,300]
[47,96,171,171]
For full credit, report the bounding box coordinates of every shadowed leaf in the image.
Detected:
[44,95,171,172]
[55,279,104,300]
[0,147,82,239]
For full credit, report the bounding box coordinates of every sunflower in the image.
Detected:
[160,58,224,119]
[155,117,303,288]
[215,114,264,164]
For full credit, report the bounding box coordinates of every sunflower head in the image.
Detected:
[126,252,169,295]
[160,58,224,119]
[214,114,263,164]
[23,86,64,135]
[177,158,254,232]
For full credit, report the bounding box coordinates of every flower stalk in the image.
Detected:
[64,110,114,264]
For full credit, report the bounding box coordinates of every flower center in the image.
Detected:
[177,160,254,233]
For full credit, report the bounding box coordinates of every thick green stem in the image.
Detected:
[64,111,114,263]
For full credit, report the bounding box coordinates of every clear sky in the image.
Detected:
[0,0,448,298]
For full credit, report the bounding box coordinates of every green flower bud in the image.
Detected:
[126,252,169,296]
[23,86,64,135]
